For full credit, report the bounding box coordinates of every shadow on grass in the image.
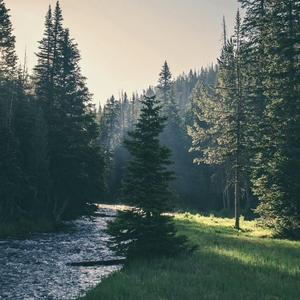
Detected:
[177,218,300,259]
[82,218,300,300]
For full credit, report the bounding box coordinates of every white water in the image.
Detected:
[0,207,121,300]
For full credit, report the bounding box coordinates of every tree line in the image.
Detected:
[0,1,104,223]
[102,0,300,239]
[190,0,299,237]
[0,0,299,241]
[98,65,221,210]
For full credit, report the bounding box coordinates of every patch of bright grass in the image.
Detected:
[81,213,300,300]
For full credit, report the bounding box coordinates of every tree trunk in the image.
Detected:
[234,10,242,230]
[234,166,241,229]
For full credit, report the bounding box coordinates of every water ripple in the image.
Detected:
[0,207,121,300]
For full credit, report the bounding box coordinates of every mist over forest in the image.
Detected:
[0,1,299,299]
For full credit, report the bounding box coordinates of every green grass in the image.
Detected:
[0,219,61,238]
[81,213,300,300]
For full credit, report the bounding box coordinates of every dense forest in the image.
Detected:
[0,1,299,299]
[0,1,104,223]
[100,1,300,238]
[0,0,299,242]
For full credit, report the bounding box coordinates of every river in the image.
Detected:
[0,206,122,300]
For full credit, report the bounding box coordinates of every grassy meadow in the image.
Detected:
[81,213,300,300]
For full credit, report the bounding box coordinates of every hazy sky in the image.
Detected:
[6,0,238,105]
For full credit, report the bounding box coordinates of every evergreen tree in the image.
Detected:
[252,0,300,238]
[99,94,131,202]
[158,61,172,108]
[158,61,180,125]
[0,0,22,221]
[0,0,17,76]
[102,66,219,210]
[34,1,104,220]
[0,0,17,129]
[130,93,138,130]
[188,12,247,228]
[0,0,107,223]
[34,5,53,105]
[99,95,122,152]
[238,0,268,187]
[121,92,131,133]
[158,62,190,205]
[239,0,267,121]
[108,91,187,258]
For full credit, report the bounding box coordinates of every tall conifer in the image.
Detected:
[0,0,22,221]
[188,12,248,228]
[252,0,300,237]
[34,1,104,220]
[108,91,187,258]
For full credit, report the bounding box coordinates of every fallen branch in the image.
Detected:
[67,259,126,267]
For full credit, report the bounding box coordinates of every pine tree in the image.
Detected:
[158,61,172,107]
[108,91,188,258]
[0,0,17,129]
[13,42,52,220]
[34,5,53,104]
[0,0,23,221]
[158,62,189,203]
[130,93,138,130]
[252,0,300,238]
[34,1,104,220]
[0,0,17,77]
[0,0,105,223]
[99,95,122,152]
[158,61,180,125]
[104,65,219,211]
[188,12,247,228]
[239,0,268,160]
[52,26,104,219]
[120,92,130,133]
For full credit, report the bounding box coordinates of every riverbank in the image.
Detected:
[0,207,119,299]
[81,213,300,300]
[0,219,62,238]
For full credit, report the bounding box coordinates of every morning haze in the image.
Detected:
[6,0,238,104]
[1,1,299,299]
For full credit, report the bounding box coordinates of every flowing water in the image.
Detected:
[0,206,122,300]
